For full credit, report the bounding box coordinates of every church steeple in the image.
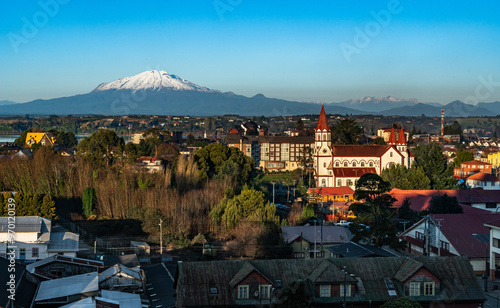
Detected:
[316,104,330,132]
[388,126,396,146]
[397,127,407,146]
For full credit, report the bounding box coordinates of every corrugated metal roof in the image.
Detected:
[393,258,424,282]
[281,225,352,244]
[35,272,99,302]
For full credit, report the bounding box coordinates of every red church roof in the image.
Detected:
[331,167,377,178]
[315,104,330,131]
[397,127,406,145]
[387,127,396,145]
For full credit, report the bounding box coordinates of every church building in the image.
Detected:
[313,105,414,188]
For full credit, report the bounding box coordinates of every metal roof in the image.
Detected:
[35,272,99,302]
[282,225,352,244]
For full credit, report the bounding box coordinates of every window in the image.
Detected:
[347,180,353,186]
[335,162,340,167]
[424,282,435,296]
[486,202,496,209]
[238,285,249,299]
[352,162,356,167]
[320,285,331,297]
[344,162,348,167]
[415,231,424,241]
[321,179,326,186]
[361,162,365,167]
[440,241,449,251]
[409,282,420,296]
[32,247,39,258]
[324,162,326,167]
[390,152,393,157]
[259,285,271,299]
[19,248,26,260]
[340,284,351,297]
[369,162,373,167]
[337,179,342,187]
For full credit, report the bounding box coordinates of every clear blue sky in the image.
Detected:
[1,1,499,104]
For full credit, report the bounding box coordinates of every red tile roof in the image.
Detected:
[137,156,161,162]
[331,145,392,157]
[331,167,377,178]
[461,160,492,166]
[308,186,354,196]
[390,188,500,212]
[467,172,499,182]
[315,104,330,131]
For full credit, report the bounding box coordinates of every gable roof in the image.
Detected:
[393,258,425,282]
[35,272,99,302]
[331,167,377,178]
[461,160,491,166]
[467,172,499,182]
[308,186,354,196]
[228,261,274,288]
[331,145,392,157]
[316,104,330,131]
[176,256,485,306]
[27,255,103,275]
[281,225,352,244]
[307,260,357,283]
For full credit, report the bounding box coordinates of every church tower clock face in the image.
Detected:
[322,148,327,154]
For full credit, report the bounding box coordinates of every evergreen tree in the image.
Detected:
[428,194,462,214]
[82,187,96,218]
[381,165,431,190]
[0,194,4,216]
[41,194,56,219]
[412,143,456,189]
[330,118,363,144]
[454,151,474,167]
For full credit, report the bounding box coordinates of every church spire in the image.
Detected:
[397,127,407,145]
[388,126,396,145]
[316,104,329,131]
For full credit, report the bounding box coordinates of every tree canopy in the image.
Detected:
[77,129,125,166]
[454,151,474,167]
[428,194,463,214]
[381,165,431,190]
[330,118,363,144]
[412,143,456,189]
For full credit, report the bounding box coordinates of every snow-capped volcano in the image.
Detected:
[93,70,217,93]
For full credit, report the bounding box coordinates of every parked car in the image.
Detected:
[336,220,351,227]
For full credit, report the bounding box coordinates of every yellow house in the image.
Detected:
[25,133,57,148]
[488,152,500,170]
[308,187,355,203]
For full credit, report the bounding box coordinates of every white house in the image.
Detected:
[466,172,500,190]
[0,216,79,262]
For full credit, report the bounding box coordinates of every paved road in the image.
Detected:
[144,263,176,308]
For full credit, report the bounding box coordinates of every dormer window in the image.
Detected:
[320,285,331,297]
[340,284,351,297]
[409,282,420,296]
[238,285,249,299]
[259,285,271,299]
[424,282,435,296]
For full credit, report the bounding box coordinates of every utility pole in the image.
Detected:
[432,217,444,256]
[287,185,290,205]
[159,219,163,256]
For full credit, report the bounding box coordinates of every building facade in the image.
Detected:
[313,105,413,189]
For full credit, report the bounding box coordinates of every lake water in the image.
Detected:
[0,134,132,143]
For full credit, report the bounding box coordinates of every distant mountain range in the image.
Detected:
[1,70,499,117]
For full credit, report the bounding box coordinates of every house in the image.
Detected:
[466,172,500,190]
[0,216,79,262]
[25,132,57,148]
[11,149,32,160]
[454,160,492,179]
[399,213,498,274]
[175,256,485,307]
[281,225,352,258]
[485,219,500,280]
[327,242,398,258]
[34,272,99,307]
[390,188,500,212]
[99,264,145,293]
[488,151,500,170]
[314,105,413,188]
[26,255,103,280]
[308,186,355,203]
[0,257,39,308]
[58,290,144,308]
[136,156,165,173]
